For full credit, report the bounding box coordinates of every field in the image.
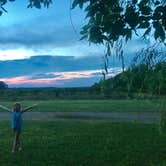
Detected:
[0,99,166,112]
[0,99,166,165]
[0,120,166,166]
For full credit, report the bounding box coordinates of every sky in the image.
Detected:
[0,0,148,87]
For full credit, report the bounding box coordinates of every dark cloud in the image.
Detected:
[30,73,61,80]
[0,22,78,49]
[0,55,117,78]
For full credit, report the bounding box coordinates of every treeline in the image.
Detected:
[0,87,102,101]
[92,62,166,96]
[0,81,8,89]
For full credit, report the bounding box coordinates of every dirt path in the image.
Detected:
[0,112,161,123]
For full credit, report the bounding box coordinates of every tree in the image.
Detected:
[72,0,165,42]
[72,0,166,71]
[0,81,8,89]
[92,61,166,95]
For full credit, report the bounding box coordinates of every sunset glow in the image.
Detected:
[0,68,121,87]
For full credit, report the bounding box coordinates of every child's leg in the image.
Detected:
[12,131,17,153]
[16,132,21,150]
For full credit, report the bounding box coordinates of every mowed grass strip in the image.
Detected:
[0,120,166,166]
[0,99,166,112]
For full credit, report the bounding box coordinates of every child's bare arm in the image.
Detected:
[22,104,38,113]
[0,105,12,113]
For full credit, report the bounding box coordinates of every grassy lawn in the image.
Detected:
[0,120,166,166]
[0,99,166,112]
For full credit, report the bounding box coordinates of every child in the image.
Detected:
[0,103,37,153]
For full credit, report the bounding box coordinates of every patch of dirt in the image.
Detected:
[0,112,161,123]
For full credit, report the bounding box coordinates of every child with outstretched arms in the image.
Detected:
[0,103,37,153]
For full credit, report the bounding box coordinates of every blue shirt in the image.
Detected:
[12,111,22,129]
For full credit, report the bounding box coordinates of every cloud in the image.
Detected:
[0,23,76,48]
[0,55,109,78]
[0,19,105,60]
[30,73,61,79]
[0,68,122,87]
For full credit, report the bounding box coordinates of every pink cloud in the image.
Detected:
[0,68,121,87]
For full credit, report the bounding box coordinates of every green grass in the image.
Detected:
[0,120,166,166]
[0,99,166,112]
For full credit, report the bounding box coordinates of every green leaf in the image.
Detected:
[138,0,149,7]
[153,21,165,41]
[142,26,151,38]
[125,6,139,29]
[34,1,41,9]
[153,6,165,20]
[132,0,138,4]
[154,0,160,6]
[140,6,151,15]
[138,21,150,29]
[125,29,132,42]
[80,34,88,40]
[72,0,78,9]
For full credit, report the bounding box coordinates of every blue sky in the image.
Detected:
[0,0,149,87]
